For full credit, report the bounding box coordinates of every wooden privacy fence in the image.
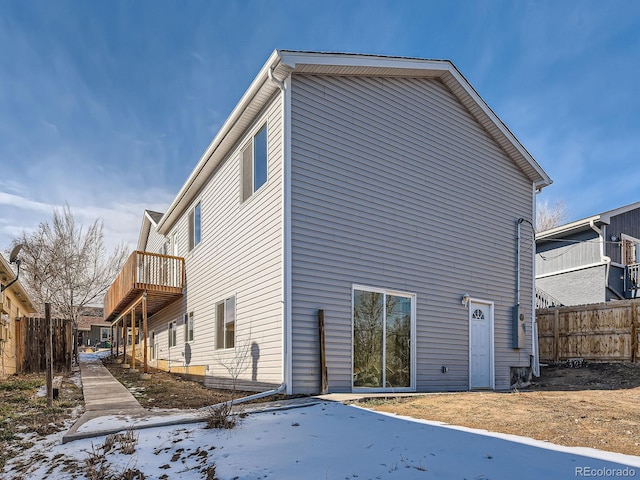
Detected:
[537,300,640,363]
[14,316,73,374]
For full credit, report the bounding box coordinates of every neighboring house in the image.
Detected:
[0,253,36,377]
[104,50,552,394]
[536,201,640,308]
[76,307,110,348]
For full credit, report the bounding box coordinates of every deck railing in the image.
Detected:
[104,251,184,320]
[535,287,563,310]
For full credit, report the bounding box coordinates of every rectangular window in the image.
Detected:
[172,232,178,256]
[621,234,640,266]
[188,202,201,251]
[215,296,235,349]
[151,330,156,360]
[100,328,110,342]
[184,312,194,342]
[168,320,177,348]
[241,124,268,202]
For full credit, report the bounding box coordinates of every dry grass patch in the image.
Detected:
[359,363,640,456]
[0,373,83,472]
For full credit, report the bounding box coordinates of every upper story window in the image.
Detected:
[188,202,201,251]
[241,124,268,202]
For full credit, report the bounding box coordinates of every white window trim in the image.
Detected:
[188,201,202,251]
[351,284,417,393]
[100,327,110,341]
[240,122,269,204]
[621,233,640,266]
[215,295,236,350]
[150,330,155,360]
[168,320,177,348]
[184,312,194,343]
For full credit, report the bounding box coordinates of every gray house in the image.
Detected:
[104,50,552,394]
[536,201,640,307]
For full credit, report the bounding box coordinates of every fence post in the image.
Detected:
[553,307,560,362]
[45,304,53,407]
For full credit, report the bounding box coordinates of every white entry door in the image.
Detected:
[469,300,494,389]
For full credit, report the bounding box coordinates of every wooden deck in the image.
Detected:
[104,251,184,322]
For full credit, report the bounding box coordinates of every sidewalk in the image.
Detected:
[63,354,317,443]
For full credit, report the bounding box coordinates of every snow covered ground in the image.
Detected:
[6,400,639,479]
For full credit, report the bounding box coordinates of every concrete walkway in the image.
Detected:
[63,354,318,443]
[63,355,148,443]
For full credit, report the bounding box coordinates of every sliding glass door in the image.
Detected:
[353,286,415,391]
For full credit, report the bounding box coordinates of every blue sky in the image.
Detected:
[1,1,639,250]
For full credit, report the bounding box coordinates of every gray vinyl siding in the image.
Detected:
[145,228,167,254]
[536,265,606,306]
[536,230,601,276]
[146,298,187,367]
[606,209,640,263]
[150,94,284,387]
[289,74,535,394]
[607,264,625,301]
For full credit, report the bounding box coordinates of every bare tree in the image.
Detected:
[536,199,569,232]
[11,205,129,362]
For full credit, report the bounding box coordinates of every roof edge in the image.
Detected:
[157,50,553,234]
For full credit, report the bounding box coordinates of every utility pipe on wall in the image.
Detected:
[589,220,622,300]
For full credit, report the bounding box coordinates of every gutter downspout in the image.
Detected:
[204,383,287,412]
[531,187,540,377]
[589,220,623,300]
[268,65,293,395]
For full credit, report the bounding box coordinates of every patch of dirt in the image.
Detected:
[531,361,640,391]
[359,362,640,456]
[102,358,291,409]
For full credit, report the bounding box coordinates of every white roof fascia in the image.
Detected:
[536,215,603,241]
[278,50,451,72]
[278,51,552,190]
[599,200,640,223]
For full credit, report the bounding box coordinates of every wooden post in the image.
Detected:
[553,307,560,362]
[131,309,136,370]
[115,323,120,359]
[45,303,53,407]
[318,309,328,394]
[632,301,638,363]
[110,325,114,358]
[142,292,148,374]
[123,314,127,364]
